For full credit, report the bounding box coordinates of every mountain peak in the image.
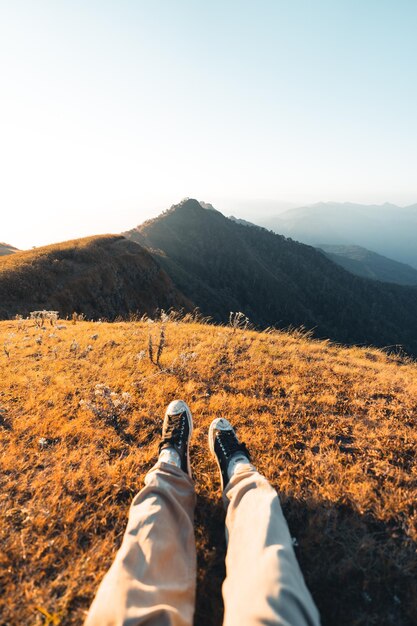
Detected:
[171,198,204,212]
[168,198,222,215]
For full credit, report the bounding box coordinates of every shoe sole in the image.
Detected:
[165,400,193,478]
[209,417,232,491]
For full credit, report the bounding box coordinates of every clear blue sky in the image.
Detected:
[1,0,417,248]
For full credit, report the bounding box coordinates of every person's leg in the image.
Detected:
[209,418,320,626]
[85,400,196,626]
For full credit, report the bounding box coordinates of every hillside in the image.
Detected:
[0,235,190,319]
[125,199,417,356]
[0,242,18,256]
[261,202,417,269]
[0,316,416,625]
[319,245,417,286]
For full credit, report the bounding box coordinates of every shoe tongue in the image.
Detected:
[218,431,239,455]
[166,413,182,434]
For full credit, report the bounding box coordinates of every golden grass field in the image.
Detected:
[0,236,115,272]
[1,315,416,625]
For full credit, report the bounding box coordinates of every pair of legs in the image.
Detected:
[85,401,320,626]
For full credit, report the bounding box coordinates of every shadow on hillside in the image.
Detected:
[193,492,417,626]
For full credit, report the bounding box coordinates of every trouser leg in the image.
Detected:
[85,462,196,626]
[221,466,320,626]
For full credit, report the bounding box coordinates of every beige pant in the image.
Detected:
[85,462,320,626]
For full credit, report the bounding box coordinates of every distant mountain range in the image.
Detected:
[261,202,417,269]
[0,235,190,319]
[125,199,417,355]
[0,242,17,256]
[227,214,417,285]
[318,245,417,286]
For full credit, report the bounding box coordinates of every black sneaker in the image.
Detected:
[209,418,251,490]
[159,400,193,477]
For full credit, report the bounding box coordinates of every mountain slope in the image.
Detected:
[318,244,417,286]
[0,242,18,256]
[0,235,191,319]
[125,199,417,355]
[262,202,417,269]
[228,215,259,227]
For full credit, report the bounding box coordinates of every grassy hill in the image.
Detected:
[319,244,417,286]
[125,198,417,356]
[0,235,190,319]
[0,316,416,625]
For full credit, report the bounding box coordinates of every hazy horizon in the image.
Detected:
[3,196,417,251]
[2,1,417,249]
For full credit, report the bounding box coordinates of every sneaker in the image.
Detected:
[159,400,193,476]
[208,417,251,490]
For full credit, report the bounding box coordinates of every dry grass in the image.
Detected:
[0,317,416,625]
[0,235,117,274]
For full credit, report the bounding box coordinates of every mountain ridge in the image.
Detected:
[318,244,417,286]
[124,199,417,356]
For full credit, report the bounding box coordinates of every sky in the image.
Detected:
[1,0,417,249]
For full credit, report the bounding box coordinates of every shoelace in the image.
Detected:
[159,412,186,450]
[216,430,250,460]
